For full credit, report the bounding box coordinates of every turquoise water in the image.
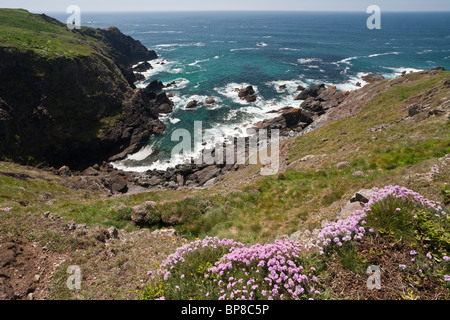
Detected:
[54,11,450,170]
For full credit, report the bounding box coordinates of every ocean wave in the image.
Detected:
[123,143,155,162]
[230,48,260,52]
[188,58,210,67]
[138,31,183,34]
[298,58,321,64]
[154,42,205,48]
[382,67,424,78]
[135,59,185,88]
[417,49,433,55]
[169,118,181,124]
[266,79,308,93]
[215,82,259,105]
[280,48,302,52]
[326,72,368,91]
[338,56,358,65]
[368,52,400,58]
[164,78,190,90]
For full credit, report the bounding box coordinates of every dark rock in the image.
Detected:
[82,167,98,176]
[279,84,287,90]
[350,189,374,204]
[132,61,152,72]
[428,109,445,117]
[279,108,314,127]
[185,100,198,109]
[300,86,349,114]
[109,175,128,193]
[57,166,71,177]
[0,15,169,169]
[294,84,325,101]
[356,82,361,87]
[361,73,385,83]
[144,80,164,92]
[195,166,221,185]
[205,97,216,104]
[296,85,305,91]
[431,66,445,71]
[408,105,424,117]
[238,86,257,102]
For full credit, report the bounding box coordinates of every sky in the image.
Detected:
[1,0,450,12]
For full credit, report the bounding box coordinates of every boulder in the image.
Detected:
[132,61,152,72]
[205,97,216,104]
[203,178,216,188]
[185,100,198,109]
[196,166,221,185]
[280,108,314,127]
[82,166,98,176]
[294,83,325,101]
[361,73,385,83]
[350,189,374,204]
[109,175,128,193]
[238,86,257,102]
[337,201,364,220]
[57,166,71,177]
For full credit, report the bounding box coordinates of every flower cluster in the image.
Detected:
[208,240,320,300]
[1,207,13,212]
[316,185,445,252]
[157,236,245,280]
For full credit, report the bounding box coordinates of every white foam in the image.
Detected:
[368,52,400,58]
[170,94,213,110]
[298,58,321,64]
[280,48,302,52]
[266,79,308,93]
[382,67,424,78]
[188,58,210,67]
[125,144,155,161]
[154,42,205,48]
[138,31,183,34]
[215,83,259,105]
[417,49,433,55]
[134,59,185,88]
[164,78,190,90]
[230,48,260,52]
[169,118,181,124]
[338,56,358,65]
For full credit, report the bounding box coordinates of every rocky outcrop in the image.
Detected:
[361,73,385,84]
[238,86,257,102]
[294,83,325,101]
[133,61,152,72]
[185,100,198,109]
[300,85,350,115]
[0,10,170,169]
[253,84,348,135]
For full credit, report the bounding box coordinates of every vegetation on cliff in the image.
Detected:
[0,9,169,168]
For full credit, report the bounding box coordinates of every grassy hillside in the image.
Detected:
[0,9,96,57]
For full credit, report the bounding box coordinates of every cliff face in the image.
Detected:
[0,9,172,168]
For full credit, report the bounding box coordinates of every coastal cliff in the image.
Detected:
[0,9,171,168]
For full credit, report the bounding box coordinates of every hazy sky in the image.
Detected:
[2,0,450,12]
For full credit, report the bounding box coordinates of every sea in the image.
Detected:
[51,11,450,171]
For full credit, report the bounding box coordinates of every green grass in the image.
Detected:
[0,9,102,57]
